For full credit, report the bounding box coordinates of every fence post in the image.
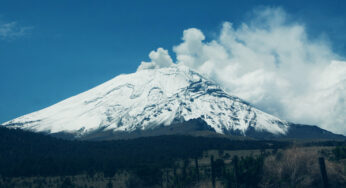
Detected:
[195,157,200,183]
[211,155,215,188]
[318,157,329,188]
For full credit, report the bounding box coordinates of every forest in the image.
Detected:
[0,127,345,187]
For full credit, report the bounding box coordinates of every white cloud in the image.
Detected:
[0,21,33,40]
[139,7,346,135]
[137,48,174,71]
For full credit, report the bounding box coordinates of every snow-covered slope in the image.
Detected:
[2,65,288,137]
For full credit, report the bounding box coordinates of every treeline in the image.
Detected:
[126,154,266,188]
[0,127,287,178]
[1,127,346,187]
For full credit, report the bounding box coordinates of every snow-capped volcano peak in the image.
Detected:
[3,64,288,136]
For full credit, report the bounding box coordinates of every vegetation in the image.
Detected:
[333,146,346,160]
[0,127,288,178]
[0,127,345,187]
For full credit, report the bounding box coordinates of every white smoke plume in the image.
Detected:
[137,48,174,71]
[141,7,346,135]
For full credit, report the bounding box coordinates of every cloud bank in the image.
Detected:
[140,7,346,135]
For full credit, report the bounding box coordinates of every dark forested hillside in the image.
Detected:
[1,127,346,188]
[0,126,291,178]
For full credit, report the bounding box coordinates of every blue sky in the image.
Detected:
[1,0,346,133]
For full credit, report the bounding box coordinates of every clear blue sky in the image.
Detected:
[0,0,345,123]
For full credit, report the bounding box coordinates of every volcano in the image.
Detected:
[2,65,344,140]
